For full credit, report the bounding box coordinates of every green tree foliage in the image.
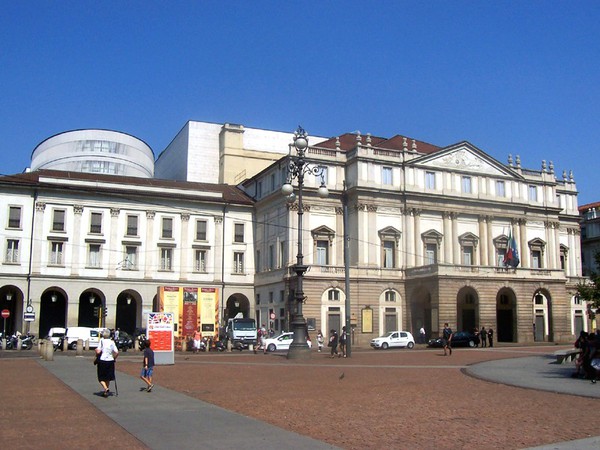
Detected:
[577,251,600,315]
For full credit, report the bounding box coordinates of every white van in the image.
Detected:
[65,327,107,350]
[46,327,66,346]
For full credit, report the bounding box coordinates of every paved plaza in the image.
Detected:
[0,344,598,449]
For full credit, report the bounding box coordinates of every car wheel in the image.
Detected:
[407,342,414,349]
[468,340,475,347]
[267,343,276,352]
[382,342,389,350]
[70,342,77,350]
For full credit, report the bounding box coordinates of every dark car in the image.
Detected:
[115,331,134,351]
[427,331,480,348]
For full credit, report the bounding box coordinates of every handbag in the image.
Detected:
[93,341,103,365]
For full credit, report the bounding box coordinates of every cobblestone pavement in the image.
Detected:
[0,344,597,449]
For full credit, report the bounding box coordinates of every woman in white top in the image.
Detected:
[96,329,119,397]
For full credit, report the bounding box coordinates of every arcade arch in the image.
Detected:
[496,287,517,342]
[456,286,479,333]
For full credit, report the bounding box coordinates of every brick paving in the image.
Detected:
[0,344,597,449]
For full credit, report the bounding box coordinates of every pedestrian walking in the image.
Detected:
[419,326,426,344]
[329,329,339,358]
[339,326,347,358]
[96,329,118,397]
[442,323,453,356]
[487,328,494,347]
[317,330,324,352]
[480,326,487,348]
[193,328,202,354]
[140,339,155,392]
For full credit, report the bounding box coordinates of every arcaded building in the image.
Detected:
[245,132,587,345]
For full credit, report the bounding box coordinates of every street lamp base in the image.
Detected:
[287,343,311,360]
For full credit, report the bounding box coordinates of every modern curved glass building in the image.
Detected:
[30,129,154,178]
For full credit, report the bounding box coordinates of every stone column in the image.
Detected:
[518,219,528,268]
[144,211,155,279]
[404,208,414,267]
[443,211,451,264]
[71,205,83,277]
[367,205,378,266]
[180,213,190,281]
[486,216,495,266]
[413,209,422,266]
[108,208,120,278]
[478,215,487,266]
[451,212,459,265]
[545,221,556,269]
[31,202,46,274]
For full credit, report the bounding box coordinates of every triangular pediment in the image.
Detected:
[414,142,521,178]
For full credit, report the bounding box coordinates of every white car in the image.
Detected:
[264,332,312,352]
[370,331,415,350]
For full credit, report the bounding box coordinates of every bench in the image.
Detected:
[554,349,580,364]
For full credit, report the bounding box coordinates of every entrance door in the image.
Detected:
[535,314,545,342]
[574,313,584,337]
[385,310,397,333]
[497,309,513,342]
[328,311,341,334]
[462,309,476,333]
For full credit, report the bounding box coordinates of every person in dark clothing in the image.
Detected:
[487,328,494,347]
[339,326,347,358]
[480,327,487,348]
[140,339,155,392]
[329,329,339,358]
[442,323,453,356]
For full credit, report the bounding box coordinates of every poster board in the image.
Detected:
[147,312,174,365]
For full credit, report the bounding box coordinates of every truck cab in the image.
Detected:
[226,317,257,350]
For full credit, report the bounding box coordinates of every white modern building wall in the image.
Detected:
[30,129,154,178]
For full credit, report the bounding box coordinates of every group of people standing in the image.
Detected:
[476,326,494,348]
[316,327,348,358]
[572,330,599,383]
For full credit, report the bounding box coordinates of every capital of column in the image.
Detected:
[35,201,46,212]
[111,207,120,217]
[146,210,155,219]
[74,205,84,215]
[180,213,190,222]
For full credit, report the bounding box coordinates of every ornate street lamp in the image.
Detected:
[281,127,328,359]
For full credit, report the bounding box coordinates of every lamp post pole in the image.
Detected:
[282,127,328,360]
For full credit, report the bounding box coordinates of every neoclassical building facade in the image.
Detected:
[245,132,586,345]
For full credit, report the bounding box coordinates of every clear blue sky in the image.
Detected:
[1,1,599,205]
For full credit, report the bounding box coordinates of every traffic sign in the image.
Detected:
[23,312,35,322]
[1,309,9,319]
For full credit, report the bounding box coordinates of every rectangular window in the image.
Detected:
[195,249,207,272]
[269,292,274,303]
[316,240,329,265]
[279,241,285,268]
[268,245,275,270]
[497,248,506,266]
[255,250,261,272]
[196,220,207,241]
[160,248,172,270]
[52,209,66,232]
[425,243,437,265]
[461,176,472,194]
[383,240,395,268]
[532,250,542,269]
[126,215,138,236]
[270,173,276,191]
[257,182,262,199]
[382,167,393,185]
[462,246,473,265]
[124,246,137,270]
[5,239,19,263]
[496,180,505,197]
[425,171,436,190]
[528,185,538,202]
[88,244,101,267]
[50,242,64,265]
[8,206,21,229]
[385,291,396,302]
[161,217,173,239]
[234,223,245,243]
[328,289,340,301]
[233,252,244,273]
[90,212,102,234]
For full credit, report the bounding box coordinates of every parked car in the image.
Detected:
[264,332,312,352]
[428,331,480,348]
[370,331,415,350]
[115,331,134,351]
